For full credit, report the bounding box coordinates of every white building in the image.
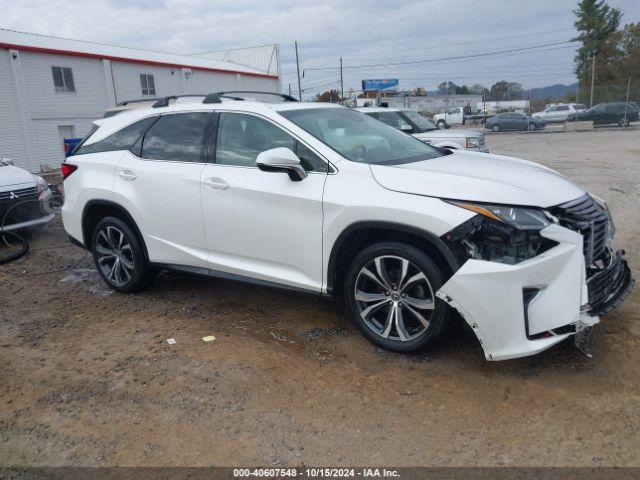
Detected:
[0,29,281,172]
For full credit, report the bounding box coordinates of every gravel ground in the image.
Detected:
[0,129,639,467]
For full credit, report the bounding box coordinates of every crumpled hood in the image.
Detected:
[370,150,585,208]
[412,129,482,141]
[0,165,36,189]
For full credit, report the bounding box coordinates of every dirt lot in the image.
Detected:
[1,129,639,467]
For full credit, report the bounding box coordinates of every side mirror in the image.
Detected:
[1,158,14,166]
[399,124,413,133]
[256,147,308,182]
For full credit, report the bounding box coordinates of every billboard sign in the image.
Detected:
[361,79,399,91]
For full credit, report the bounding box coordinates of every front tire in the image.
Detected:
[91,216,151,293]
[436,120,446,129]
[618,117,630,127]
[528,122,536,131]
[491,124,501,132]
[344,242,449,353]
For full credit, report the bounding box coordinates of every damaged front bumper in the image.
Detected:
[436,224,634,361]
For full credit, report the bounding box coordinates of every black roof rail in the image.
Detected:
[152,94,209,108]
[116,98,160,106]
[212,91,299,102]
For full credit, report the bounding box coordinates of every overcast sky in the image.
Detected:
[2,0,639,98]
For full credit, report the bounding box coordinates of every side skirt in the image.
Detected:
[150,262,324,297]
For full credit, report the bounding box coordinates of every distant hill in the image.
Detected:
[418,82,578,100]
[529,83,578,101]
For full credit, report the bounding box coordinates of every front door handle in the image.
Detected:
[118,170,137,181]
[204,177,229,190]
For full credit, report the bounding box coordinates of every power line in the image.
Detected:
[306,40,578,72]
[300,27,577,71]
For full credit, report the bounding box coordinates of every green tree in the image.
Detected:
[456,85,470,94]
[489,81,523,101]
[573,0,622,78]
[438,81,458,95]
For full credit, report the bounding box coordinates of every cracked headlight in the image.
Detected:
[465,137,481,149]
[447,201,552,230]
[443,201,558,264]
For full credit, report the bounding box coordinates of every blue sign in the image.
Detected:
[362,79,399,91]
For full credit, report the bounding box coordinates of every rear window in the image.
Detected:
[73,117,157,156]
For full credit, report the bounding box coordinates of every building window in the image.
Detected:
[140,74,156,96]
[52,66,75,92]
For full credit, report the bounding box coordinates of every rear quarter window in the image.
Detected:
[74,117,157,156]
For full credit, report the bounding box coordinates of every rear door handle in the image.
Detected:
[204,177,229,190]
[118,170,137,181]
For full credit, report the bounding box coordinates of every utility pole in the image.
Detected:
[295,41,302,101]
[528,89,532,131]
[339,57,344,102]
[590,54,596,108]
[288,83,292,97]
[623,77,631,126]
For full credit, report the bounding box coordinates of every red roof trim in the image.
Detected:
[0,42,278,79]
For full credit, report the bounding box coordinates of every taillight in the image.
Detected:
[61,163,78,180]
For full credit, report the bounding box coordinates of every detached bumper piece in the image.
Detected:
[587,251,635,315]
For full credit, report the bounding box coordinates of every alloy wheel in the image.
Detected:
[354,255,435,342]
[95,225,135,287]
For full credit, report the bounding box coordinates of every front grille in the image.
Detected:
[550,194,610,266]
[0,186,38,202]
[0,186,41,226]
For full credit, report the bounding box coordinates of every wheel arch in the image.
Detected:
[81,200,149,261]
[326,221,460,299]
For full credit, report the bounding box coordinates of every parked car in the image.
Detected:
[566,102,640,127]
[62,92,634,361]
[356,107,488,152]
[485,112,546,132]
[0,157,54,232]
[532,103,586,123]
[432,106,487,128]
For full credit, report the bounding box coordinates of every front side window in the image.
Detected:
[280,108,443,165]
[52,66,75,92]
[140,74,156,96]
[141,113,210,162]
[215,113,327,172]
[215,113,294,167]
[74,117,156,156]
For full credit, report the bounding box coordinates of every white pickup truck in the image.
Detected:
[431,106,490,129]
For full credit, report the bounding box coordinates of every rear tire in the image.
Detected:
[91,216,152,293]
[344,241,449,353]
[618,117,630,127]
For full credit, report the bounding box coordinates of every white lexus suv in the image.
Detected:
[62,92,634,361]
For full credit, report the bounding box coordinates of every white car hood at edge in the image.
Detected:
[370,150,585,208]
[0,165,36,189]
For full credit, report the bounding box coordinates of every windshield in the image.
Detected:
[280,108,444,165]
[400,110,437,131]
